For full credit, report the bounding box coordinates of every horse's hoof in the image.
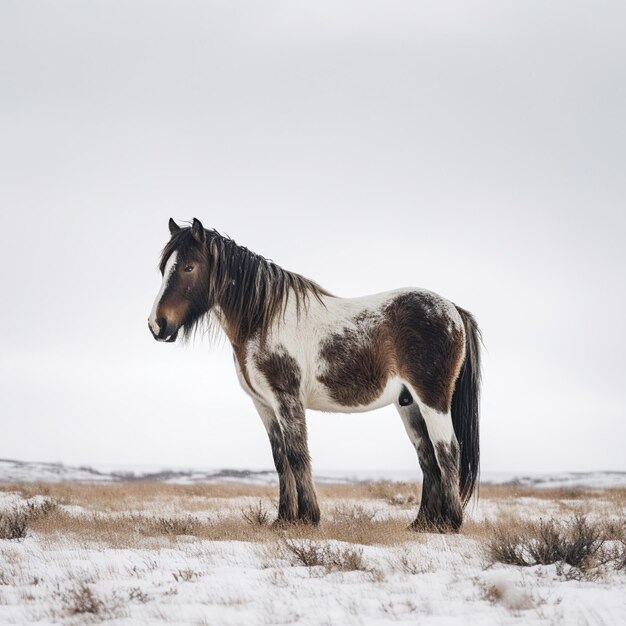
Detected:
[272,518,295,529]
[409,518,460,534]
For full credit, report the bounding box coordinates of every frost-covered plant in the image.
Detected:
[0,509,29,540]
[282,540,367,573]
[62,584,105,615]
[241,499,272,526]
[486,515,607,572]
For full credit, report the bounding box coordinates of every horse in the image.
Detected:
[148,218,481,532]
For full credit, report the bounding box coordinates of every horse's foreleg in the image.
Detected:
[397,396,462,532]
[277,401,320,525]
[253,400,298,523]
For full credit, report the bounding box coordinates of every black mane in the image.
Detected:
[160,227,332,343]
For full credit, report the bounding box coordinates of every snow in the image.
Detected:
[1,531,624,625]
[1,485,625,625]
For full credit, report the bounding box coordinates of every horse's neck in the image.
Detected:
[210,304,239,345]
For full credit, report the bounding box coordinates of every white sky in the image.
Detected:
[1,1,625,473]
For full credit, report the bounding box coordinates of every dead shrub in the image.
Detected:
[476,577,539,612]
[26,498,58,520]
[61,584,106,616]
[128,587,150,603]
[602,519,626,541]
[481,582,504,604]
[145,516,202,536]
[172,568,199,582]
[241,500,272,526]
[486,515,607,572]
[0,509,29,540]
[281,539,327,568]
[391,548,432,575]
[325,545,367,572]
[331,504,379,523]
[351,482,417,506]
[557,516,606,568]
[0,497,58,541]
[608,540,626,571]
[68,585,103,615]
[282,540,368,573]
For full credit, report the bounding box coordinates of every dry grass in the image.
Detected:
[483,514,626,577]
[2,480,624,551]
[241,499,273,526]
[0,498,58,540]
[281,540,368,573]
[389,547,434,575]
[26,506,417,547]
[0,509,29,540]
[57,583,124,619]
[2,480,624,506]
[477,484,626,503]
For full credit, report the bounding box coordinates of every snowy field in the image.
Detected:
[0,473,625,626]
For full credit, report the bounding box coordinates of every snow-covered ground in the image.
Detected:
[0,479,625,625]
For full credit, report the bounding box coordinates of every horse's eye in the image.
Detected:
[184,265,194,272]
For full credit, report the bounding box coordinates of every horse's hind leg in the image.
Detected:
[253,400,298,523]
[396,390,462,532]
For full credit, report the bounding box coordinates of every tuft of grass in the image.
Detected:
[607,540,626,571]
[241,500,272,526]
[145,516,202,537]
[128,587,150,603]
[390,548,433,575]
[26,498,58,519]
[282,540,368,573]
[0,499,58,541]
[61,584,106,616]
[0,509,29,540]
[172,568,199,583]
[331,504,379,523]
[485,514,608,573]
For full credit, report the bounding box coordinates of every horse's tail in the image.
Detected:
[451,306,482,506]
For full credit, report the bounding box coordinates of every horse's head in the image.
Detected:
[148,218,210,342]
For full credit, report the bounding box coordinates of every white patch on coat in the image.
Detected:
[148,251,178,335]
[396,383,456,475]
[418,404,454,444]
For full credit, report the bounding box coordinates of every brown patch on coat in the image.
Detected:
[255,347,302,398]
[317,292,465,413]
[385,292,465,413]
[317,311,395,407]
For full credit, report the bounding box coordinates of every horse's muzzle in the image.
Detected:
[149,318,179,343]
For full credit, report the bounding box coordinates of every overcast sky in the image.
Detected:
[1,1,624,475]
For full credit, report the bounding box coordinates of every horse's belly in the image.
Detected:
[307,377,402,414]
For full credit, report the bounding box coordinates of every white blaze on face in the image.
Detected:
[149,251,178,335]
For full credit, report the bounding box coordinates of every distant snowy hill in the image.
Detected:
[1,458,625,488]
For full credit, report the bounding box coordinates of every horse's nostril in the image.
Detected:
[156,318,166,335]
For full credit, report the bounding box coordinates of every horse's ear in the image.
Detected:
[169,218,181,235]
[191,218,206,243]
